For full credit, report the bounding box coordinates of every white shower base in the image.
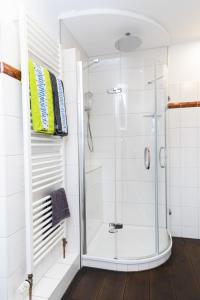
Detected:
[82,224,172,272]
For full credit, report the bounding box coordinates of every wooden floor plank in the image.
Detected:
[184,238,200,288]
[170,238,200,300]
[62,238,200,300]
[97,271,126,300]
[123,271,150,300]
[62,268,87,299]
[150,261,176,300]
[68,268,106,300]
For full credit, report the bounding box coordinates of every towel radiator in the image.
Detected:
[19,9,67,286]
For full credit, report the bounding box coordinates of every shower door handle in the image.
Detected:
[159,147,165,168]
[144,147,150,170]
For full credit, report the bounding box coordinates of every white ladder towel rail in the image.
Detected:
[19,9,67,282]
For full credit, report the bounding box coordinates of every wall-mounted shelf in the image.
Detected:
[0,62,21,81]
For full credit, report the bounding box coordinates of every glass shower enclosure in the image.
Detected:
[80,47,171,269]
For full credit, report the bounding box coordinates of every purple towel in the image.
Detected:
[50,188,70,226]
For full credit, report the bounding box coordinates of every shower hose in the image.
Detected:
[87,111,94,152]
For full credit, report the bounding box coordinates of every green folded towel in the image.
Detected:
[29,59,55,134]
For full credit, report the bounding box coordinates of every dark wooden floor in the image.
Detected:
[62,238,200,300]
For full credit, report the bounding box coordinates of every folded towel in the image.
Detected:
[49,73,67,136]
[29,59,55,134]
[50,188,70,226]
[56,78,68,136]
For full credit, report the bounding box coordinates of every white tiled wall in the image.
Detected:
[63,48,81,255]
[0,21,26,300]
[167,42,200,239]
[168,108,200,238]
[85,166,102,244]
[167,106,200,238]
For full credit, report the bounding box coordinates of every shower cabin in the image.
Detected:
[80,48,171,271]
[62,10,172,271]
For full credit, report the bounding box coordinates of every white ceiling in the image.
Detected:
[63,12,170,56]
[48,0,200,55]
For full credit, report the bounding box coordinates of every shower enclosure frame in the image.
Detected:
[77,54,172,271]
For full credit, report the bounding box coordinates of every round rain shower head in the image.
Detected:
[115,34,142,52]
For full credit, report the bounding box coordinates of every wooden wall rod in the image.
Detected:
[168,101,200,109]
[0,62,21,81]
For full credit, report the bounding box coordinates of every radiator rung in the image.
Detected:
[28,35,59,63]
[32,153,61,160]
[33,216,52,234]
[32,174,63,187]
[33,212,52,227]
[27,17,58,50]
[33,230,64,267]
[33,199,52,213]
[29,48,58,75]
[33,222,53,240]
[32,179,63,193]
[33,195,51,207]
[32,164,63,174]
[33,205,52,220]
[33,224,60,247]
[31,137,62,143]
[33,226,63,257]
[32,159,62,167]
[31,143,62,147]
[32,169,62,180]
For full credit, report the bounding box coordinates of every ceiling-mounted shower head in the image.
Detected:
[115,33,142,52]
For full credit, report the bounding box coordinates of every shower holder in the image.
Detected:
[109,223,123,233]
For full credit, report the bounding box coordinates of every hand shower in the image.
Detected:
[84,91,94,152]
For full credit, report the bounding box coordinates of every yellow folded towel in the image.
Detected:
[29,59,55,134]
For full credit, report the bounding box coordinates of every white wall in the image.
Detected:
[62,48,81,255]
[0,21,25,300]
[169,41,200,84]
[61,22,88,60]
[167,41,200,238]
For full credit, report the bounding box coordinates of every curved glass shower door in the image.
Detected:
[115,64,157,259]
[115,55,169,259]
[83,49,170,262]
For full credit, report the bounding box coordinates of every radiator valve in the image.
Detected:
[17,280,30,295]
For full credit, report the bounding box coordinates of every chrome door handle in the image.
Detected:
[159,146,165,168]
[144,147,150,170]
